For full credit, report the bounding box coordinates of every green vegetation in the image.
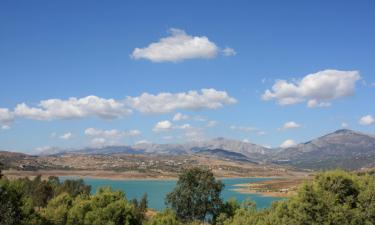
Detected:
[166,167,224,223]
[1,169,375,225]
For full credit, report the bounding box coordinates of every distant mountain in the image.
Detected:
[271,129,375,170]
[32,129,375,170]
[73,146,145,155]
[195,148,258,163]
[188,137,269,160]
[40,137,270,161]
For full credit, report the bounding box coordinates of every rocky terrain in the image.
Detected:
[1,129,375,177]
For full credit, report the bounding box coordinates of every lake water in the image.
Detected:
[60,177,283,211]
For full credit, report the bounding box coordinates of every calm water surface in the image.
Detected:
[61,177,283,211]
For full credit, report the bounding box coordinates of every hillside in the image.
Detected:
[272,129,375,170]
[2,129,375,172]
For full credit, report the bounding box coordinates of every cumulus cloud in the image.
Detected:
[153,120,173,132]
[127,88,237,114]
[14,96,131,120]
[280,139,297,148]
[359,115,374,126]
[0,108,14,125]
[85,128,141,147]
[131,28,231,62]
[262,70,360,107]
[85,128,141,138]
[1,89,235,123]
[280,121,301,130]
[172,112,189,121]
[59,132,73,140]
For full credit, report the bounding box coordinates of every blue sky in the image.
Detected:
[0,0,374,153]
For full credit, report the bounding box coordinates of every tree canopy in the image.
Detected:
[166,167,224,223]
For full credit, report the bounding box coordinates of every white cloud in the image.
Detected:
[0,108,14,125]
[14,96,131,120]
[242,139,250,143]
[359,115,374,126]
[35,146,61,155]
[230,125,257,132]
[281,121,301,130]
[172,112,189,121]
[262,70,360,106]
[341,122,349,128]
[1,89,235,123]
[206,120,218,127]
[131,28,220,62]
[135,139,149,145]
[257,131,267,136]
[176,123,192,130]
[85,128,141,147]
[162,136,174,140]
[153,120,173,132]
[127,88,236,114]
[91,138,108,147]
[59,132,73,140]
[85,128,141,138]
[280,139,297,148]
[307,99,331,108]
[222,47,236,56]
[1,125,10,130]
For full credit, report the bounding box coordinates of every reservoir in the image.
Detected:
[61,177,283,211]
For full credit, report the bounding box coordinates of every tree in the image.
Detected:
[0,162,4,179]
[0,180,23,225]
[166,167,224,223]
[133,193,148,222]
[145,209,183,225]
[57,179,91,197]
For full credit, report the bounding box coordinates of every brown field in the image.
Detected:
[233,175,313,197]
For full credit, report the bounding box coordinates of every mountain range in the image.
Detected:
[19,129,375,170]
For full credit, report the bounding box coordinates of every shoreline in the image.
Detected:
[3,169,301,181]
[231,177,311,198]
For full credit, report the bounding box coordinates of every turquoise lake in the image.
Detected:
[61,177,283,211]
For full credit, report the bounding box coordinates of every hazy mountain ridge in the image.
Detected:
[4,129,375,170]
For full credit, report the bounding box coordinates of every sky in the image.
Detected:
[0,0,375,154]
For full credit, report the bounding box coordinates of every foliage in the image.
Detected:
[0,162,4,179]
[2,170,375,225]
[166,167,224,223]
[145,209,183,225]
[222,170,375,225]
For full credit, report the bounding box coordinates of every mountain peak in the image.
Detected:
[332,129,356,134]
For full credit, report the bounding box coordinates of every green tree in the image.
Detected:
[132,193,148,222]
[145,209,183,225]
[166,167,224,223]
[56,179,91,197]
[0,180,23,225]
[0,162,4,179]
